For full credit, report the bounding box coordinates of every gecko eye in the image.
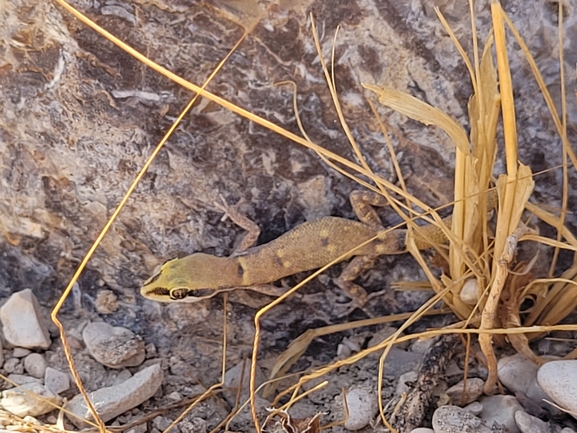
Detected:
[169,288,189,300]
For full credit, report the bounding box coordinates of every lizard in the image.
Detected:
[140,190,465,312]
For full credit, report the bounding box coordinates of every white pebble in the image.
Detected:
[1,382,61,417]
[537,360,577,419]
[460,278,479,305]
[343,387,377,431]
[0,289,51,349]
[409,429,434,433]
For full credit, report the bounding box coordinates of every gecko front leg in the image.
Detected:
[333,191,404,315]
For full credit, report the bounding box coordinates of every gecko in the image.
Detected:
[140,190,461,312]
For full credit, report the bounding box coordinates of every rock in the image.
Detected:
[223,360,267,407]
[460,278,479,305]
[432,405,492,433]
[396,371,419,396]
[0,289,51,349]
[561,428,577,433]
[23,353,47,379]
[409,429,434,433]
[464,401,483,416]
[343,386,377,431]
[82,322,145,369]
[514,410,548,433]
[44,367,70,395]
[445,378,484,406]
[480,395,523,433]
[381,348,424,378]
[94,290,119,314]
[537,360,577,419]
[1,382,61,417]
[7,374,42,386]
[498,354,538,395]
[65,364,163,427]
[11,348,30,358]
[3,358,23,374]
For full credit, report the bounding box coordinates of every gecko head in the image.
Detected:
[140,253,229,302]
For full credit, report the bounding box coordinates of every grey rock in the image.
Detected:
[44,367,70,395]
[11,348,31,358]
[3,358,23,374]
[498,354,538,395]
[82,321,145,369]
[23,353,47,379]
[7,374,42,386]
[514,410,548,433]
[64,364,163,427]
[223,360,267,407]
[480,395,523,433]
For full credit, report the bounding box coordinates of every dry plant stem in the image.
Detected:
[480,225,531,394]
[549,0,569,278]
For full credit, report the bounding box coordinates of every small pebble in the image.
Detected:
[1,382,61,417]
[432,405,492,433]
[83,322,145,369]
[480,395,523,433]
[514,410,548,433]
[126,424,148,433]
[4,358,23,374]
[445,378,484,405]
[23,353,47,379]
[94,290,119,314]
[537,360,577,419]
[65,364,163,427]
[464,401,483,416]
[223,360,267,407]
[44,367,70,394]
[409,429,434,433]
[0,289,51,349]
[7,374,42,386]
[12,348,31,358]
[343,386,377,431]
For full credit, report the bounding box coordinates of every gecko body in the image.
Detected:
[141,191,455,307]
